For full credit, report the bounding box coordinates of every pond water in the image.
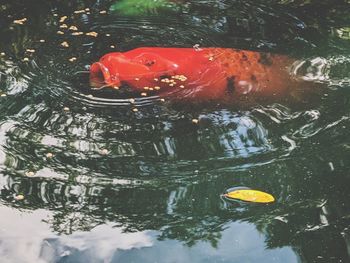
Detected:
[0,0,350,262]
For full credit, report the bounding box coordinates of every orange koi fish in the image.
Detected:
[90,47,307,100]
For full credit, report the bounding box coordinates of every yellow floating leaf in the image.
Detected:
[224,189,275,203]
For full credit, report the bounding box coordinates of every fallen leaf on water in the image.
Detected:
[224,189,275,203]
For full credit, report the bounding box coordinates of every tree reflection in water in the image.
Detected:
[0,105,350,262]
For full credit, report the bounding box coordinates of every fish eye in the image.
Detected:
[145,60,156,67]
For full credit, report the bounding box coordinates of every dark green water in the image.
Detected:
[0,0,350,262]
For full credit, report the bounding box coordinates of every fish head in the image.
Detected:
[90,50,178,91]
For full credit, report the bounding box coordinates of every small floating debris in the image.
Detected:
[99,10,107,14]
[86,31,98,37]
[154,86,160,90]
[110,45,115,48]
[59,24,68,29]
[160,98,165,102]
[193,44,201,51]
[1,94,7,97]
[179,85,185,88]
[13,18,27,25]
[112,86,119,90]
[172,75,187,82]
[224,188,275,204]
[192,119,199,124]
[69,25,78,31]
[72,32,83,36]
[63,106,70,111]
[74,9,86,14]
[46,152,54,158]
[14,194,24,201]
[59,16,68,23]
[0,52,5,56]
[61,41,69,48]
[99,148,109,155]
[57,31,64,35]
[39,39,46,43]
[129,98,135,103]
[26,49,35,53]
[328,162,334,171]
[105,33,111,37]
[25,171,35,177]
[141,92,147,96]
[23,57,29,62]
[132,108,138,112]
[68,57,77,62]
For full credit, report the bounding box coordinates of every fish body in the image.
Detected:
[90,47,299,100]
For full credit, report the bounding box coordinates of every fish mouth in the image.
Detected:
[90,62,121,88]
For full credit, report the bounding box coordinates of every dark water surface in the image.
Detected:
[0,0,350,262]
